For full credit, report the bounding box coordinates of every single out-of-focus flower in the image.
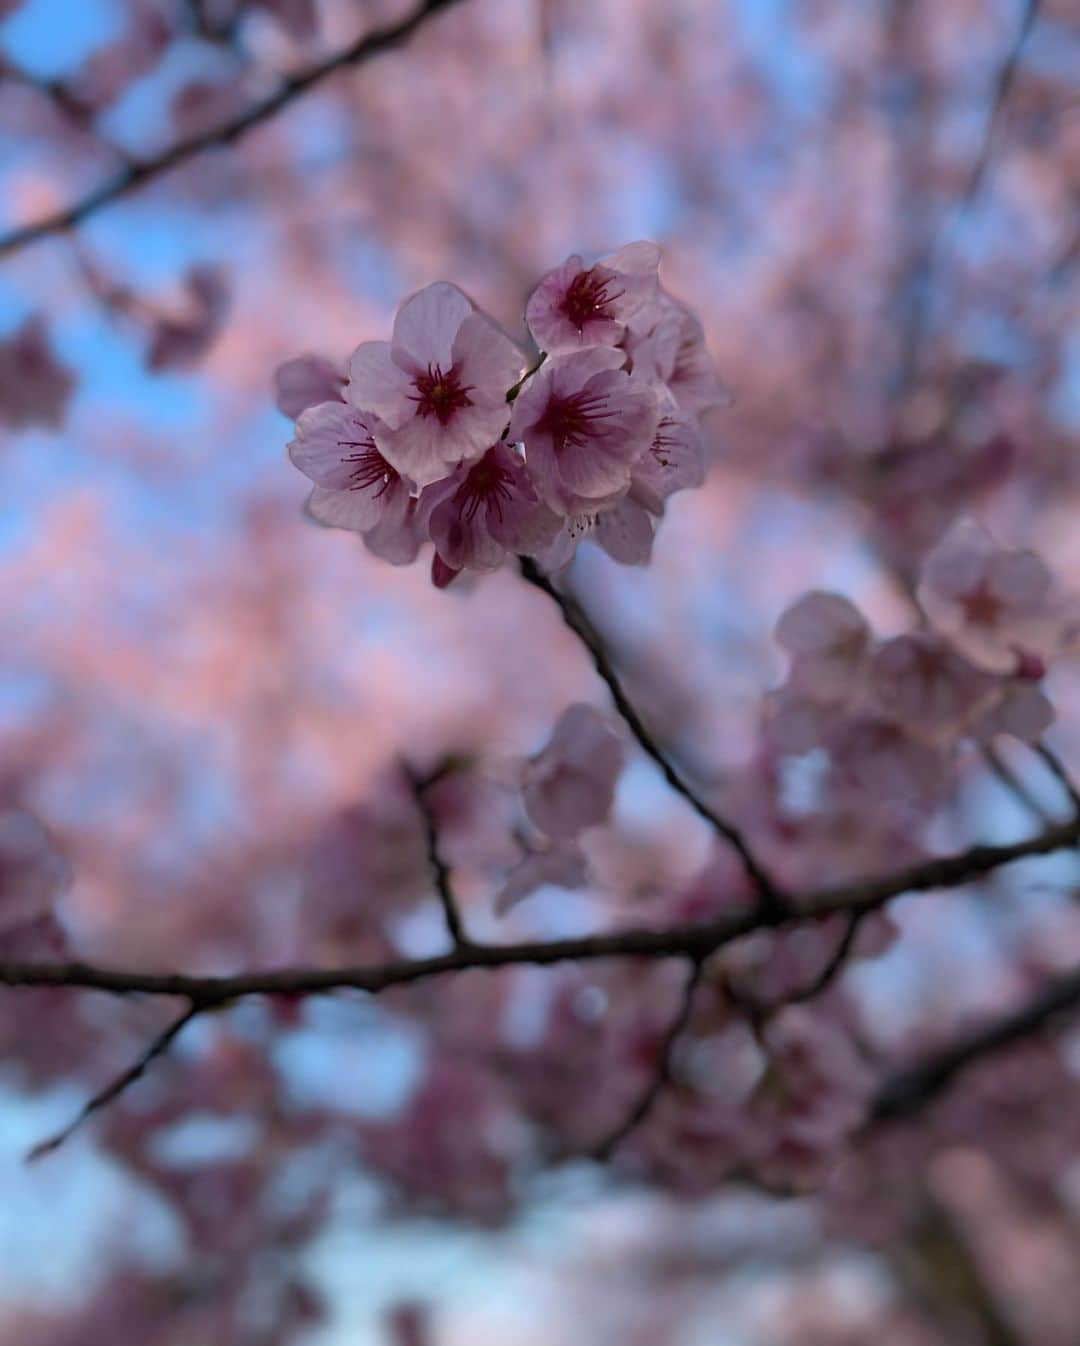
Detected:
[420,442,560,583]
[868,632,997,740]
[494,841,589,915]
[274,354,345,419]
[146,264,230,371]
[521,704,624,841]
[917,517,1066,675]
[349,282,524,488]
[525,241,660,353]
[508,348,659,515]
[775,591,871,705]
[0,314,75,430]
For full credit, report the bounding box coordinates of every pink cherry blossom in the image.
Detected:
[494,840,588,915]
[917,518,1058,674]
[521,704,624,841]
[289,400,413,540]
[970,679,1055,743]
[625,297,729,416]
[274,354,344,419]
[508,348,659,515]
[146,265,230,371]
[0,314,74,430]
[868,633,997,740]
[775,591,871,704]
[420,442,560,578]
[525,241,660,353]
[348,282,524,488]
[251,0,318,41]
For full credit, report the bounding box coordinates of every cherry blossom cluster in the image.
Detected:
[766,518,1079,809]
[278,243,726,586]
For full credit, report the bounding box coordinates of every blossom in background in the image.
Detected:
[0,314,75,430]
[146,264,230,372]
[274,354,345,419]
[525,240,660,353]
[521,704,624,841]
[349,281,524,488]
[0,807,71,956]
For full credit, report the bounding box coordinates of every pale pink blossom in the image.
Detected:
[970,679,1055,743]
[349,282,524,488]
[917,518,1059,674]
[625,297,729,415]
[274,354,344,419]
[869,633,997,739]
[0,314,74,430]
[525,241,660,353]
[420,442,560,579]
[827,717,944,806]
[289,400,413,537]
[251,0,318,40]
[508,348,659,514]
[522,704,624,841]
[775,591,871,704]
[146,264,229,371]
[494,841,588,914]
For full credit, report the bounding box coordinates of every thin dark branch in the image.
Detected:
[1034,741,1080,817]
[0,0,465,260]
[405,765,471,948]
[28,1000,198,1160]
[768,912,865,1012]
[519,557,782,909]
[870,962,1080,1123]
[982,742,1055,823]
[1,814,1078,1005]
[593,957,704,1160]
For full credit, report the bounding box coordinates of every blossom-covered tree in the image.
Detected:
[0,0,1077,1342]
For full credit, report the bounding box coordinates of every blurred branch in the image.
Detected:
[0,0,465,260]
[592,956,704,1160]
[982,742,1055,823]
[2,813,1079,1006]
[518,557,783,910]
[405,763,471,948]
[27,1000,198,1160]
[870,961,1080,1123]
[1034,741,1080,817]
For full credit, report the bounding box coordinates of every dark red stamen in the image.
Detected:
[536,390,618,453]
[559,267,624,331]
[650,416,678,468]
[454,450,516,522]
[338,434,398,498]
[409,363,474,425]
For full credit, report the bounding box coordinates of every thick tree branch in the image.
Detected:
[870,962,1080,1123]
[519,557,781,908]
[27,1000,198,1160]
[0,0,465,260]
[1,813,1078,1006]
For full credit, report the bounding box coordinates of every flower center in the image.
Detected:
[454,450,515,522]
[536,389,617,453]
[339,430,398,498]
[559,267,623,331]
[959,581,1005,628]
[410,363,474,425]
[650,415,678,468]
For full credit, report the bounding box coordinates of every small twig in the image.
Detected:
[982,742,1054,822]
[0,0,465,260]
[592,957,704,1160]
[28,1000,200,1160]
[405,764,470,948]
[519,558,782,911]
[1033,741,1080,817]
[870,962,1080,1123]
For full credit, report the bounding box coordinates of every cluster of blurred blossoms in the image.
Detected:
[766,517,1080,813]
[277,242,724,586]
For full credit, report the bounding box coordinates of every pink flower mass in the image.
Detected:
[279,246,714,584]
